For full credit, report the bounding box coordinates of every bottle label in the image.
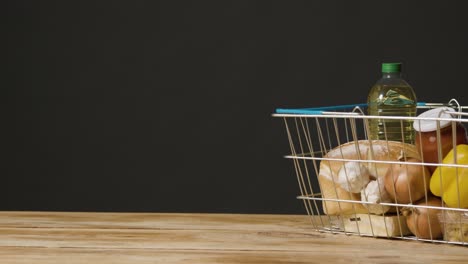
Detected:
[381,90,415,106]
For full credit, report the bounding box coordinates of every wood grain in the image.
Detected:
[0,212,467,263]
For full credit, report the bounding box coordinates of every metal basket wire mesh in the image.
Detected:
[273,100,468,245]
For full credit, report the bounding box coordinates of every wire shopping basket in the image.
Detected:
[273,100,468,245]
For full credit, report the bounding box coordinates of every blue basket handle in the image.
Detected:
[275,102,427,115]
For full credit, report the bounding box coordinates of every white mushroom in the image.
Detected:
[361,177,392,214]
[336,161,371,193]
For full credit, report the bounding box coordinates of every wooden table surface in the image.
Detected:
[0,212,467,263]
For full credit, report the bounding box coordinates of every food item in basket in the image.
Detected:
[384,157,431,204]
[367,62,417,144]
[430,144,468,208]
[333,213,412,237]
[405,196,443,239]
[413,107,468,173]
[336,161,371,193]
[319,140,420,215]
[439,210,468,243]
[361,177,393,214]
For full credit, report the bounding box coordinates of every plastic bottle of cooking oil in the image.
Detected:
[367,63,417,144]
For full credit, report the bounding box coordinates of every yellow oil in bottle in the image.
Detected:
[367,63,417,144]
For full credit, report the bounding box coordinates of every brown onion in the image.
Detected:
[384,157,431,204]
[406,197,443,239]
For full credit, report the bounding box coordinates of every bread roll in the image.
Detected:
[318,140,420,215]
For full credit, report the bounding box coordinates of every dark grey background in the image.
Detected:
[4,0,468,213]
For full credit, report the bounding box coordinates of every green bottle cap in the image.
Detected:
[381,63,402,73]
